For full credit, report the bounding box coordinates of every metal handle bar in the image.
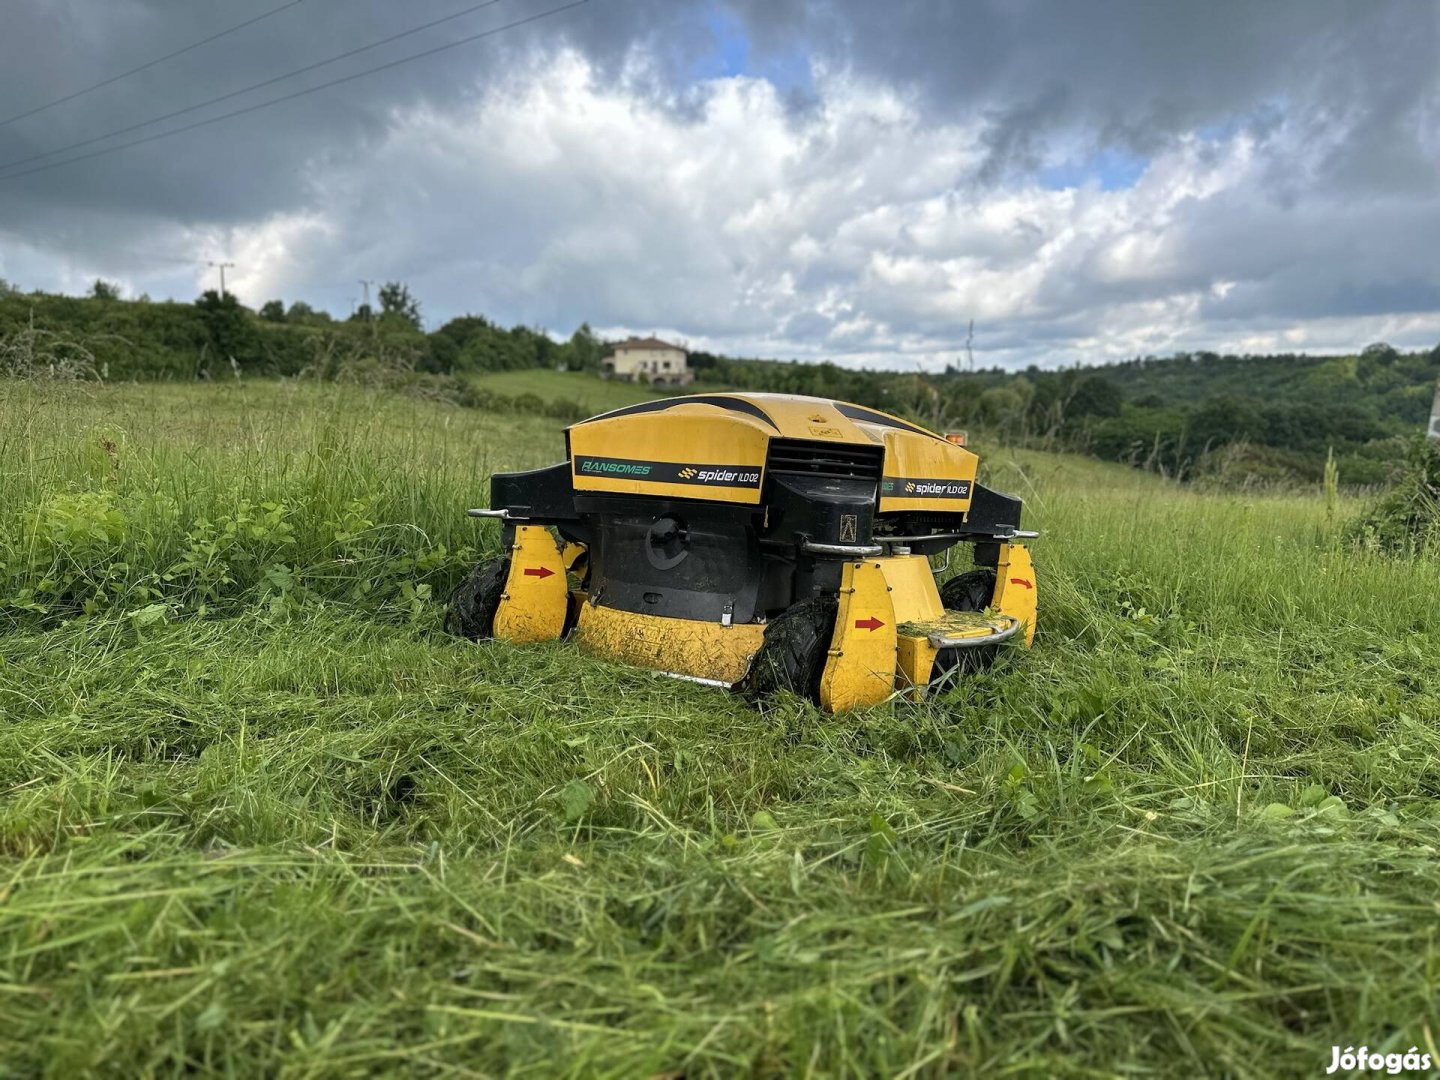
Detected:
[800,540,885,558]
[929,618,1022,649]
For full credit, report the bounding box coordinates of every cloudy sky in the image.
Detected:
[0,0,1437,369]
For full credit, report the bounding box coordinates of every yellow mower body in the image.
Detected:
[452,393,1037,711]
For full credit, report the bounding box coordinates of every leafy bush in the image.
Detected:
[1345,436,1440,553]
[0,488,478,629]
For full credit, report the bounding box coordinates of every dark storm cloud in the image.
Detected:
[7,0,1422,218]
[0,1,589,215]
[0,0,743,275]
[735,0,1438,179]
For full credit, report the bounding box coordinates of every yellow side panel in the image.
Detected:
[990,543,1037,647]
[575,604,765,685]
[875,554,943,624]
[819,561,898,713]
[493,525,568,644]
[878,429,979,514]
[568,407,769,505]
[896,635,940,703]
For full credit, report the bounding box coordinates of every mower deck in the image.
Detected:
[573,602,765,686]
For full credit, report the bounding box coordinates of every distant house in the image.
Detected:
[602,336,693,386]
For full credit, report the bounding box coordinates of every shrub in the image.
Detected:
[1345,436,1440,553]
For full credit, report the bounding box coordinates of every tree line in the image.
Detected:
[3,276,1437,486]
[0,277,607,382]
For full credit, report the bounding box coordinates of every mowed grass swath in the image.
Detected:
[2,379,1440,1077]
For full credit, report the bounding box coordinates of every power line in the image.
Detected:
[0,0,505,174]
[109,250,207,267]
[0,0,590,183]
[0,0,308,130]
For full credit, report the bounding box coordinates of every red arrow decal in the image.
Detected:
[854,616,885,632]
[1009,577,1034,589]
[523,566,555,579]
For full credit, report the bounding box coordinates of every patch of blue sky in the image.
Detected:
[1197,101,1285,143]
[693,4,814,96]
[1037,147,1148,191]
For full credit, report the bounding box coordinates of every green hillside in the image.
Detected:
[4,282,1438,486]
[468,368,671,413]
[931,344,1440,485]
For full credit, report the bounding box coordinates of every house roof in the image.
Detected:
[614,336,683,352]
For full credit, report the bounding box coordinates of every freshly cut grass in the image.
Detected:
[2,379,1440,1076]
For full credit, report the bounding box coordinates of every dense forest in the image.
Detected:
[691,345,1440,486]
[924,346,1440,486]
[3,277,1437,487]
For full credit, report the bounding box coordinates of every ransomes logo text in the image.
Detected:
[579,458,652,477]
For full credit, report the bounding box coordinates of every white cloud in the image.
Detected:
[7,15,1438,369]
[246,48,1431,367]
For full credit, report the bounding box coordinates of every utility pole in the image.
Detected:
[357,279,378,340]
[208,260,235,297]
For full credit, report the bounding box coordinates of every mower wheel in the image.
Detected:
[936,568,1000,680]
[741,595,838,705]
[939,568,997,612]
[445,556,510,640]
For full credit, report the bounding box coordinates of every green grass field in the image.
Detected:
[467,369,672,413]
[3,379,1440,1077]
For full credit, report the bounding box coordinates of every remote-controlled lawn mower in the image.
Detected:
[447,393,1037,712]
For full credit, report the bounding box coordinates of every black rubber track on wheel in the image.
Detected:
[741,595,838,706]
[939,568,997,612]
[445,556,510,640]
[935,567,1001,681]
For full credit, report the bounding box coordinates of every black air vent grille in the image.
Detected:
[765,438,884,481]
